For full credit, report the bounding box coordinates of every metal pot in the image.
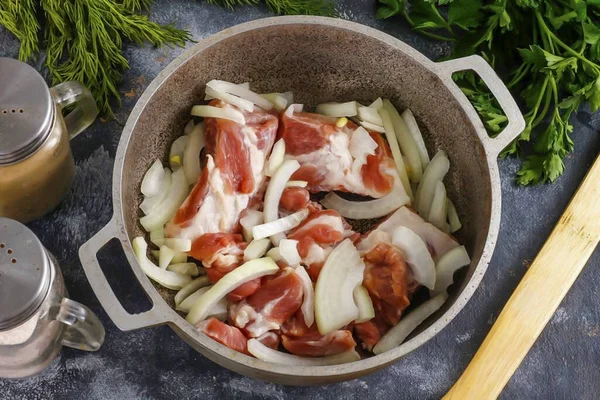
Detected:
[79,16,525,385]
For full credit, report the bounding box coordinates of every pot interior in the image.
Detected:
[120,20,491,349]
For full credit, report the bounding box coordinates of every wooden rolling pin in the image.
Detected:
[444,154,600,400]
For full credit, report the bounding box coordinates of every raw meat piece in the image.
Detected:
[279,187,310,213]
[197,317,248,354]
[354,316,390,352]
[230,268,303,337]
[279,110,403,198]
[256,331,281,350]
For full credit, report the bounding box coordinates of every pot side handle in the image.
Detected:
[78,217,171,331]
[436,55,525,157]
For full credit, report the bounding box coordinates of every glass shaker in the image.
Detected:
[0,218,105,379]
[0,57,98,223]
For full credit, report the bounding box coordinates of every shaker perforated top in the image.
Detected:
[0,57,54,165]
[0,218,51,331]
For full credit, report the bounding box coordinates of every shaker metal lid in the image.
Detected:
[0,218,51,331]
[0,57,54,165]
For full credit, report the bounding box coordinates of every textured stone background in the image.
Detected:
[1,1,599,399]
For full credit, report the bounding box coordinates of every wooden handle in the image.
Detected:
[444,155,600,400]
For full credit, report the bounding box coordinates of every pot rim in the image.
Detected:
[108,16,506,378]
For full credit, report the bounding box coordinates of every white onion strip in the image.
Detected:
[159,245,175,269]
[279,239,301,265]
[402,108,430,169]
[167,262,200,276]
[140,169,172,215]
[373,293,448,355]
[243,238,272,262]
[140,168,189,232]
[428,181,449,232]
[285,103,303,118]
[358,106,383,126]
[204,86,254,112]
[391,226,436,290]
[358,120,385,133]
[247,339,360,366]
[141,159,165,197]
[416,151,450,218]
[240,210,264,242]
[378,108,413,199]
[252,209,309,242]
[191,105,245,125]
[369,97,384,110]
[175,276,210,305]
[315,101,358,117]
[183,122,205,185]
[430,246,471,296]
[260,92,289,111]
[353,285,375,323]
[285,180,308,188]
[446,199,462,233]
[132,237,191,290]
[295,265,315,327]
[265,139,286,177]
[320,189,410,220]
[206,80,273,110]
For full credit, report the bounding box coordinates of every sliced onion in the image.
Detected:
[279,239,301,265]
[320,189,410,219]
[183,122,205,185]
[167,262,200,276]
[349,126,378,165]
[284,103,303,118]
[265,139,286,177]
[259,92,289,111]
[402,108,430,169]
[383,99,423,184]
[247,339,360,366]
[266,247,282,262]
[294,265,315,327]
[141,160,165,197]
[315,101,358,118]
[428,181,449,232]
[280,91,294,105]
[315,239,365,335]
[169,136,189,170]
[373,293,448,355]
[240,210,264,242]
[391,226,436,290]
[378,108,413,199]
[353,285,375,323]
[205,82,250,100]
[132,237,191,290]
[150,226,164,241]
[358,120,385,133]
[184,120,195,135]
[140,168,189,232]
[159,245,175,269]
[191,105,245,125]
[285,180,308,188]
[177,286,227,319]
[262,159,301,245]
[369,97,383,110]
[153,238,191,252]
[252,209,309,242]
[175,276,211,305]
[358,106,383,126]
[140,168,172,215]
[243,238,272,262]
[430,246,471,296]
[446,199,462,233]
[150,250,160,261]
[416,151,450,218]
[186,257,279,324]
[205,86,254,112]
[206,80,273,110]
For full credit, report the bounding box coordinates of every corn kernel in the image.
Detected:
[336,117,348,128]
[170,155,181,165]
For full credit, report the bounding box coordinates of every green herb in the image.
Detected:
[377,0,600,185]
[207,0,335,15]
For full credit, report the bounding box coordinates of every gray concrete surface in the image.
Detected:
[0,0,599,399]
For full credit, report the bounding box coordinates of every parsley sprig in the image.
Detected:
[378,0,600,185]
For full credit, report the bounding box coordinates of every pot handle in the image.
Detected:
[436,55,525,157]
[78,217,172,331]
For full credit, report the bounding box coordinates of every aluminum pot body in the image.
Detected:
[79,17,525,385]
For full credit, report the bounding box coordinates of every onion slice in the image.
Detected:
[416,151,450,218]
[252,209,309,242]
[132,237,191,290]
[141,160,165,197]
[175,276,211,305]
[140,168,172,215]
[349,126,378,165]
[279,239,301,265]
[184,120,195,135]
[294,265,315,327]
[240,210,264,242]
[430,246,471,296]
[247,339,360,366]
[315,101,358,117]
[353,285,375,323]
[320,189,410,220]
[191,105,245,125]
[183,122,205,185]
[315,239,365,335]
[358,120,385,133]
[259,92,289,111]
[186,257,279,324]
[446,199,462,233]
[206,80,273,110]
[284,103,303,118]
[391,226,436,290]
[373,293,448,355]
[265,139,286,177]
[204,86,254,112]
[243,238,272,262]
[369,97,384,110]
[159,245,175,269]
[428,181,449,232]
[140,168,189,232]
[402,108,430,169]
[169,135,189,170]
[167,262,200,276]
[152,238,192,252]
[150,226,164,241]
[378,107,413,199]
[358,106,383,126]
[177,286,227,319]
[285,180,308,188]
[266,247,282,262]
[383,99,423,184]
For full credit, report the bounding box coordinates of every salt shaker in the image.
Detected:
[0,57,98,223]
[0,218,105,379]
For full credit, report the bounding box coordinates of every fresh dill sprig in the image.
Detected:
[207,0,336,16]
[0,0,40,62]
[118,0,154,13]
